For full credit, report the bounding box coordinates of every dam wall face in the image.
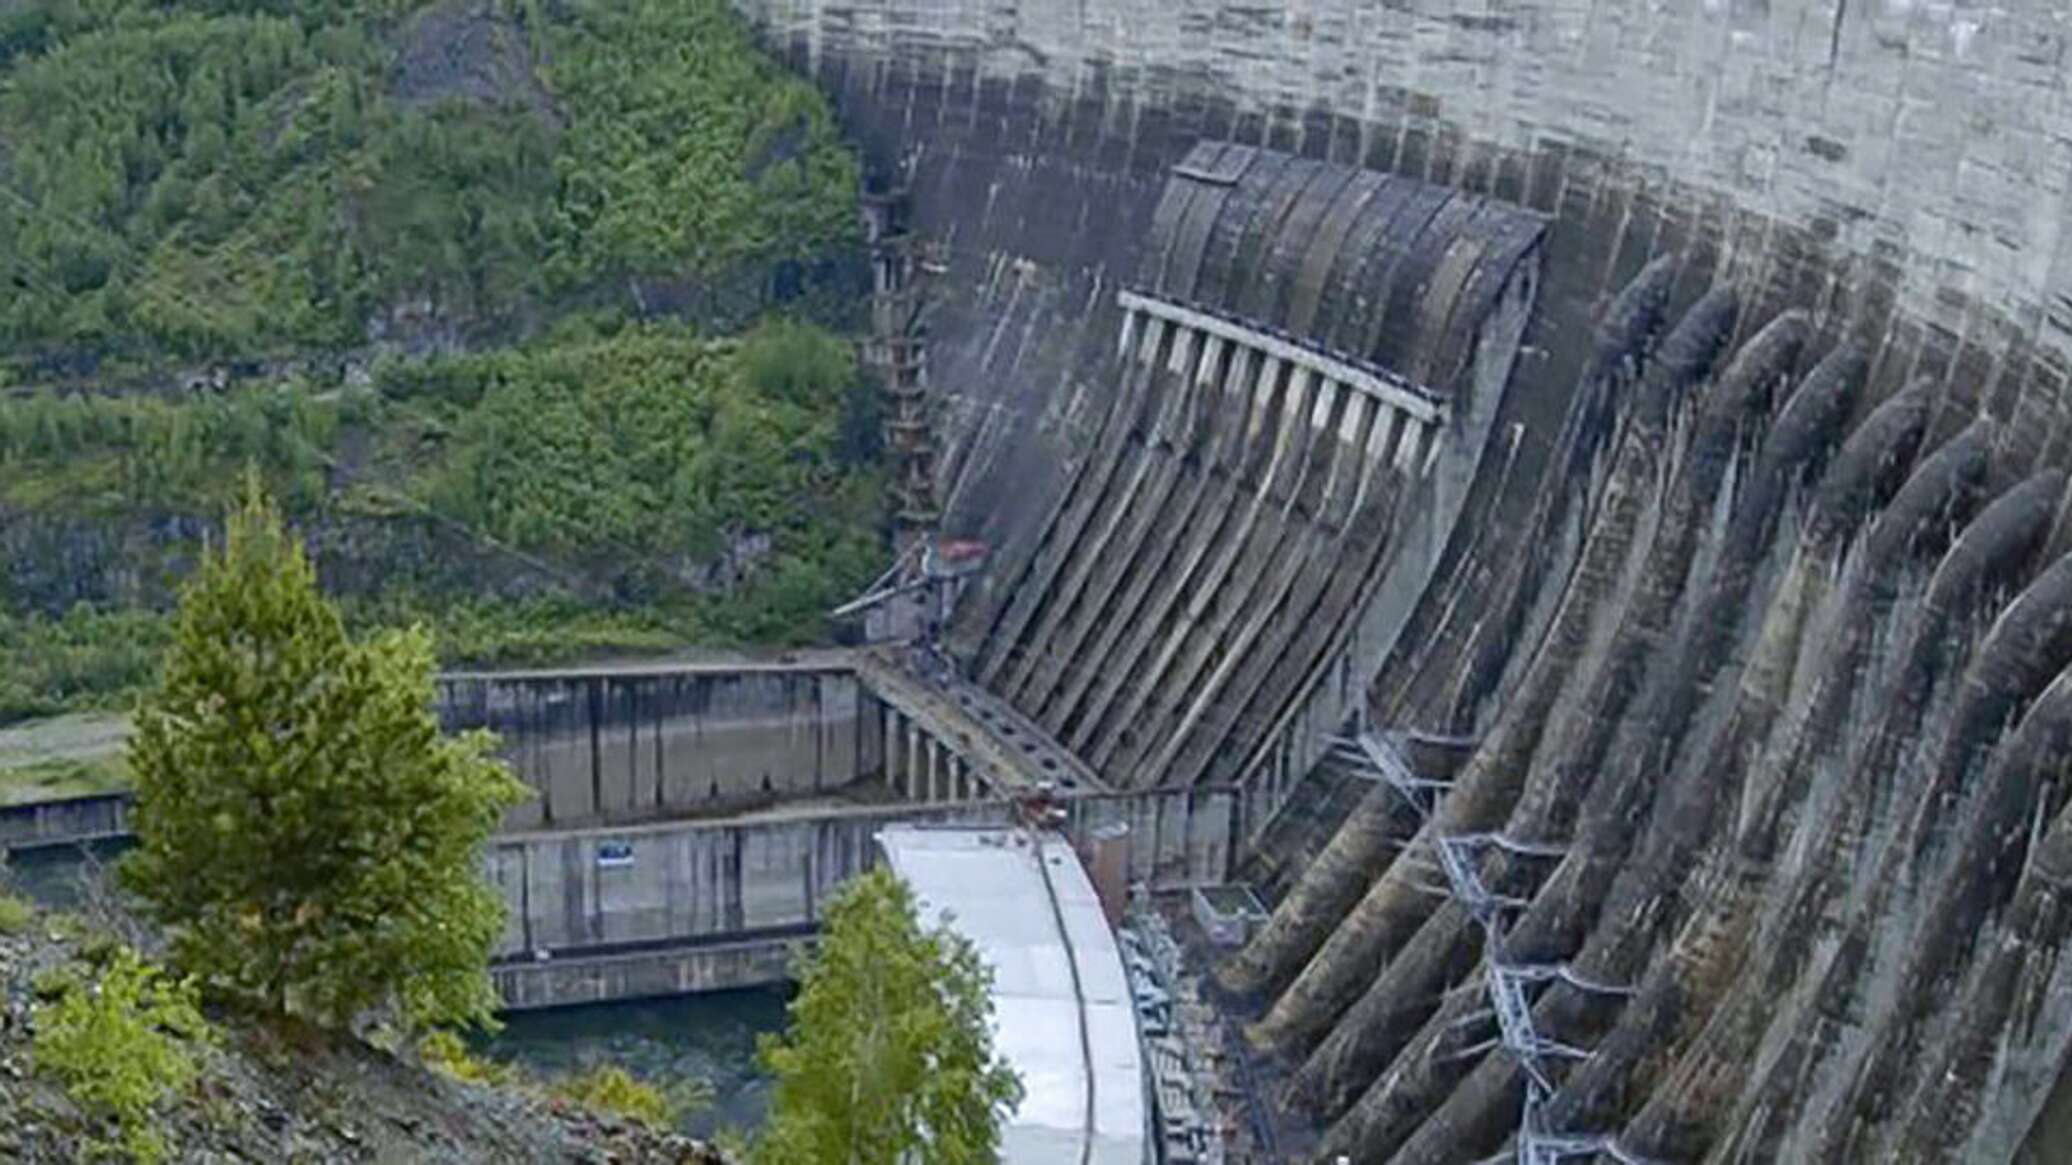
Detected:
[436,666,884,830]
[738,0,2072,564]
[946,146,1549,792]
[731,3,2072,1162]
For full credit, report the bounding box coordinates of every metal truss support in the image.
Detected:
[1334,710,1643,1159]
[1332,711,1648,1163]
[1325,728,1452,818]
[1516,1083,1660,1165]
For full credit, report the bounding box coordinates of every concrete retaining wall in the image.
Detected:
[0,793,130,851]
[486,802,1006,956]
[3,661,972,850]
[488,786,1249,955]
[484,785,1249,1007]
[0,659,1061,854]
[492,932,804,1010]
[437,666,885,830]
[1062,787,1248,889]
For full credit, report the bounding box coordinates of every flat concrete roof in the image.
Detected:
[877,825,1147,1165]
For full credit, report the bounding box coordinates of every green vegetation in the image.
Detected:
[753,869,1022,1165]
[0,0,858,371]
[550,1063,711,1131]
[405,319,873,572]
[419,1027,521,1087]
[0,892,33,934]
[0,755,130,806]
[0,385,339,514]
[0,0,887,734]
[122,483,529,1030]
[0,608,172,724]
[31,946,213,1164]
[0,710,135,803]
[0,320,886,726]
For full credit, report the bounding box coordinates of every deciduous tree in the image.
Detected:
[753,868,1022,1165]
[122,478,528,1030]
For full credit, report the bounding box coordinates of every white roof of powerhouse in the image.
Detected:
[876,825,1149,1165]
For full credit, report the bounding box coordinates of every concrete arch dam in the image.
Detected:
[734,1,2072,1161]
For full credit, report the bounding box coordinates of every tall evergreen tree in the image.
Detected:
[122,477,528,1030]
[754,868,1022,1165]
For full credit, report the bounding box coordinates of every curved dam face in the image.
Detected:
[956,146,1544,794]
[735,2,2072,1160]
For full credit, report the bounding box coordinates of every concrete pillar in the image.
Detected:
[900,716,922,801]
[1309,374,1339,430]
[1136,315,1167,367]
[953,758,968,802]
[1324,390,1374,505]
[1166,324,1198,380]
[1393,415,1429,475]
[1195,334,1227,387]
[1086,823,1131,927]
[885,710,903,796]
[929,739,947,802]
[908,721,925,802]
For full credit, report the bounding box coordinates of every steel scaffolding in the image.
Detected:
[1331,712,1648,1164]
[860,185,941,555]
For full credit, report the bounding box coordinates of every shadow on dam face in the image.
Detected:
[728,2,2072,1160]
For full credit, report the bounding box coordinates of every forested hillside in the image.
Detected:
[0,0,881,724]
[0,0,858,371]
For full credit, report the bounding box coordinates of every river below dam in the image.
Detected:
[7,840,786,1139]
[478,987,790,1138]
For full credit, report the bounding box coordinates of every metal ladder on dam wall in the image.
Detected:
[1327,721,1652,1165]
[860,182,943,556]
[846,180,985,652]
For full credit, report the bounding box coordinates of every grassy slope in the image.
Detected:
[0,713,131,805]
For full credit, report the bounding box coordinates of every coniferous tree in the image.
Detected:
[753,868,1022,1165]
[122,476,529,1030]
